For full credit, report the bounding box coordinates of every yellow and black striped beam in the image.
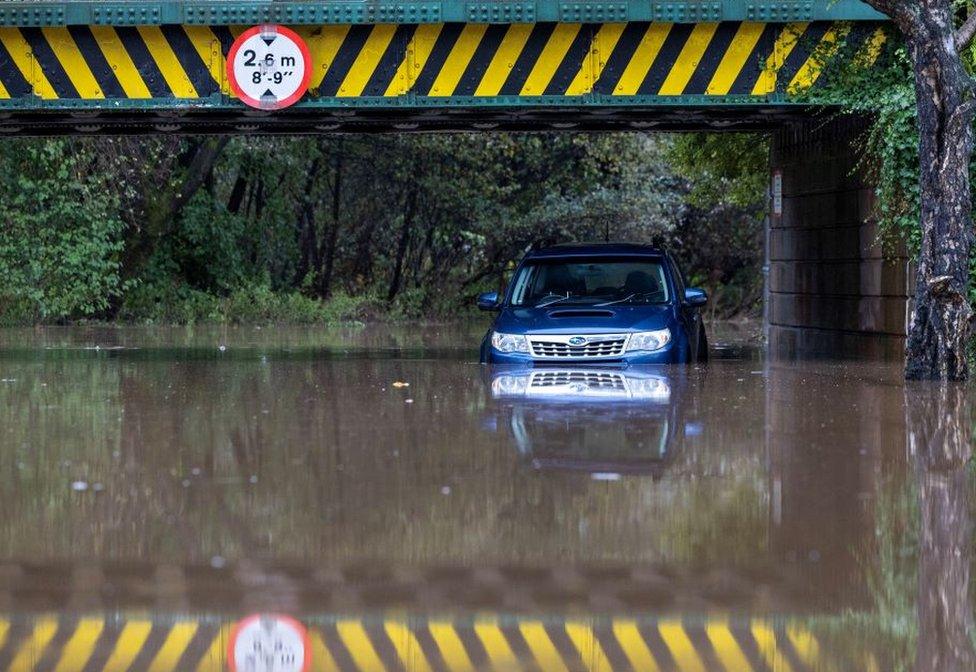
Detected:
[0,21,886,107]
[0,614,885,671]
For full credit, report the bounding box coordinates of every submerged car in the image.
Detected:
[478,243,708,365]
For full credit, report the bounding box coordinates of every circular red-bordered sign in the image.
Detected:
[227,613,311,672]
[227,25,311,110]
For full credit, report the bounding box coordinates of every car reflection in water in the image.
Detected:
[488,366,688,478]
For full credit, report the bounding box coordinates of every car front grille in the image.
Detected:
[530,370,626,390]
[528,335,627,359]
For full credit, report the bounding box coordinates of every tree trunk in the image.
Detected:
[866,0,976,379]
[905,15,975,379]
[906,384,976,672]
[387,187,418,303]
[317,148,344,297]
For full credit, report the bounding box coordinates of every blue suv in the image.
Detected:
[478,243,708,365]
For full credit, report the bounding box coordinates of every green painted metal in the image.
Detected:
[0,0,887,27]
[0,92,802,111]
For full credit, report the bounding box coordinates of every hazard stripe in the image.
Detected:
[788,22,850,93]
[8,618,58,672]
[0,20,882,104]
[338,23,399,97]
[160,25,217,96]
[0,615,881,671]
[412,22,464,95]
[386,22,439,95]
[658,22,719,94]
[41,27,101,98]
[613,620,661,671]
[307,24,351,91]
[520,22,582,95]
[137,26,197,97]
[706,22,766,94]
[385,621,434,672]
[571,22,625,95]
[684,22,739,94]
[428,23,487,97]
[146,621,198,672]
[659,619,706,672]
[0,28,57,98]
[542,23,592,95]
[0,34,30,97]
[641,22,694,95]
[318,24,371,96]
[565,621,613,672]
[753,21,814,94]
[454,23,507,96]
[609,23,671,95]
[362,24,415,96]
[497,23,553,95]
[21,27,77,97]
[67,26,125,97]
[336,620,388,671]
[474,23,533,96]
[428,621,476,671]
[473,620,520,670]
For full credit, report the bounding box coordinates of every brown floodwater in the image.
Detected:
[0,322,971,671]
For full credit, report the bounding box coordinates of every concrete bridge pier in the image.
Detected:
[766,116,911,360]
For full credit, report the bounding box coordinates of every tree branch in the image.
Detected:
[956,11,976,51]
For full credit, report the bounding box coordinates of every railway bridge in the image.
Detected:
[0,0,906,356]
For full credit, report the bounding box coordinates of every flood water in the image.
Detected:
[0,322,972,671]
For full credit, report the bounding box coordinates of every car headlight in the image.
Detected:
[491,332,530,353]
[491,374,529,396]
[627,329,671,352]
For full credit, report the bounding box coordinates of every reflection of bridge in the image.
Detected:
[0,612,872,671]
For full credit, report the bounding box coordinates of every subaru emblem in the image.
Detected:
[568,336,587,346]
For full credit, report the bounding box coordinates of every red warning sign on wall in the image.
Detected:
[228,613,311,672]
[227,25,311,110]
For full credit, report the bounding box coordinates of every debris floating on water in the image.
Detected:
[405,398,414,404]
[392,381,410,388]
[210,556,226,569]
[71,481,88,491]
[591,473,621,481]
[441,486,451,495]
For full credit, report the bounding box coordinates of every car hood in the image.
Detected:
[493,304,673,334]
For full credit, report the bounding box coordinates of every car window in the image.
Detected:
[668,254,686,297]
[509,258,670,307]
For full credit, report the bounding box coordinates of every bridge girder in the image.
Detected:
[0,1,889,133]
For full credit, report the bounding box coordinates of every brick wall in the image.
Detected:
[767,116,910,360]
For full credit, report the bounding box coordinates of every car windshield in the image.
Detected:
[508,258,670,307]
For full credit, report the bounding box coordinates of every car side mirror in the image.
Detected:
[477,291,501,311]
[684,287,708,307]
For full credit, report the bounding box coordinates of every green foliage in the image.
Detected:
[799,29,921,254]
[0,140,125,322]
[667,133,770,210]
[0,132,764,324]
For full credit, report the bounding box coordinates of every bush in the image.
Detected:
[119,280,379,326]
[0,141,125,321]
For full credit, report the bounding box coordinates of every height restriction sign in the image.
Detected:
[228,25,311,110]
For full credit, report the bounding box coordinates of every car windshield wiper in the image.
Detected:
[594,293,636,307]
[536,294,573,308]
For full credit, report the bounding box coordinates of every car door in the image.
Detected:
[667,253,702,361]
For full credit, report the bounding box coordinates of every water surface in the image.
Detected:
[0,323,970,671]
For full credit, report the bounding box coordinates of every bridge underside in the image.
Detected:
[0,104,819,135]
